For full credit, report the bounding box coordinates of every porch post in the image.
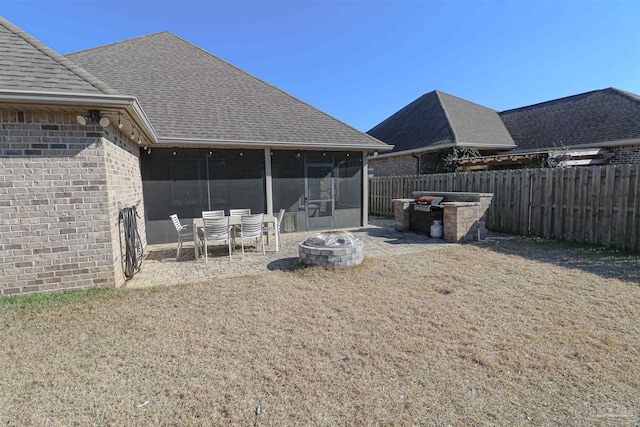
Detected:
[362,150,368,226]
[265,147,273,215]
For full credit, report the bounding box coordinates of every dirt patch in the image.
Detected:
[1,240,639,425]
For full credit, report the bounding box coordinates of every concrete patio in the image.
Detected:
[124,217,454,289]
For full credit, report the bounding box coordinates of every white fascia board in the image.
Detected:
[372,141,517,160]
[156,137,393,152]
[455,141,517,149]
[0,89,159,143]
[371,143,455,159]
[507,138,640,155]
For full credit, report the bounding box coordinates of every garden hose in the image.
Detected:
[118,205,144,280]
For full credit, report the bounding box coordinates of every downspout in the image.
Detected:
[411,153,420,175]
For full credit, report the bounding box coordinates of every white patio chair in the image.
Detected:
[229,208,251,216]
[202,210,225,219]
[239,214,265,258]
[201,216,233,262]
[263,208,286,251]
[170,214,194,261]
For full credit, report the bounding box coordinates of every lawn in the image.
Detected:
[1,238,639,425]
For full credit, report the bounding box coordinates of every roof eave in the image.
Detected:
[372,141,517,159]
[156,137,393,152]
[0,89,158,142]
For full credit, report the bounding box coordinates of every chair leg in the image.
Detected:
[176,237,181,261]
[228,239,232,261]
[204,237,208,263]
[241,238,245,258]
[261,233,265,255]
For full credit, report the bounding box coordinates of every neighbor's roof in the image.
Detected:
[367,90,515,155]
[0,17,117,95]
[67,32,389,150]
[500,88,640,152]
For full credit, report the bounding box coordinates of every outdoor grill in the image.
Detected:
[409,195,444,235]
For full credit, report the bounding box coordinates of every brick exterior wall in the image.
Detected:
[610,144,640,165]
[419,152,440,174]
[0,109,145,296]
[369,154,418,176]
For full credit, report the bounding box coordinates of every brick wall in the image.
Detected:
[369,154,418,176]
[102,128,146,287]
[611,144,640,164]
[0,109,145,296]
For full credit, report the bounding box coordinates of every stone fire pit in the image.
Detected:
[299,231,363,267]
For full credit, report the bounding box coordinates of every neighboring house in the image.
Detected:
[0,18,390,295]
[368,88,640,175]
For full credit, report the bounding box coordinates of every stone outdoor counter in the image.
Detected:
[393,192,493,243]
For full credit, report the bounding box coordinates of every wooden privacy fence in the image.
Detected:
[369,164,640,251]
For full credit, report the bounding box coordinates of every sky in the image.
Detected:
[1,0,639,131]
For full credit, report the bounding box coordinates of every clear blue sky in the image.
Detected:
[2,0,639,131]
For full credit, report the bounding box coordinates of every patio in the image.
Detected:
[125,217,453,289]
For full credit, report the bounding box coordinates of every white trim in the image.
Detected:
[371,143,456,159]
[156,137,392,151]
[362,151,368,227]
[0,89,159,143]
[264,148,273,216]
[372,138,640,160]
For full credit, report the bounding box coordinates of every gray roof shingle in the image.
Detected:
[67,32,388,148]
[500,88,640,152]
[0,17,117,95]
[367,90,515,154]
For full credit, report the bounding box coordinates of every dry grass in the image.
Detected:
[1,238,639,425]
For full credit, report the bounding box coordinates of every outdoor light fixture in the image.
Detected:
[295,152,301,158]
[144,145,151,154]
[138,137,142,145]
[76,110,110,128]
[118,113,123,129]
[130,128,135,140]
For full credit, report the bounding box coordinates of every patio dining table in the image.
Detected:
[192,214,279,259]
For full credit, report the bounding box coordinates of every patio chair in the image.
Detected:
[170,214,194,261]
[201,216,233,262]
[263,208,286,251]
[239,214,265,258]
[229,208,251,216]
[202,210,225,219]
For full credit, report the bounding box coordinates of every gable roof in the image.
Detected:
[67,32,389,150]
[0,17,117,95]
[500,88,640,152]
[367,90,515,155]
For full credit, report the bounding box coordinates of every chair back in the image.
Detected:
[203,216,230,240]
[229,208,251,216]
[170,214,184,232]
[203,210,225,219]
[241,214,263,238]
[276,209,286,228]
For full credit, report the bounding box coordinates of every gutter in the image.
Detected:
[0,89,158,143]
[157,137,394,152]
[372,141,518,160]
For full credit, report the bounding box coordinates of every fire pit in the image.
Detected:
[299,231,363,267]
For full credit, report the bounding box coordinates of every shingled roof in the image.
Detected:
[67,32,388,150]
[367,90,515,155]
[500,88,640,152]
[0,17,116,95]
